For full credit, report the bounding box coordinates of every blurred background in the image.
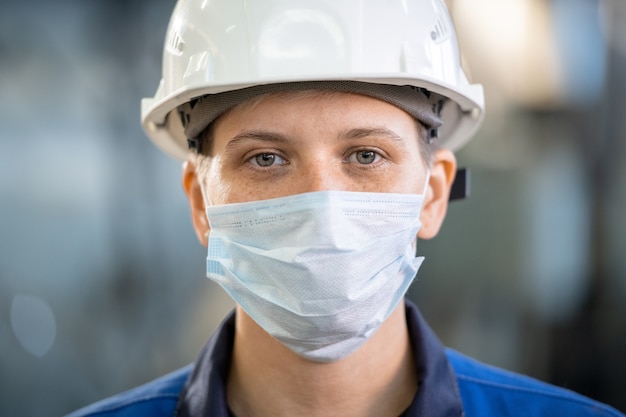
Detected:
[0,0,624,415]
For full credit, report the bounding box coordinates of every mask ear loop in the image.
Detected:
[199,180,214,238]
[412,170,431,257]
[421,170,431,197]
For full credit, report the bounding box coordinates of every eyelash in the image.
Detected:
[343,147,388,169]
[246,152,288,168]
[345,149,382,165]
[244,147,387,170]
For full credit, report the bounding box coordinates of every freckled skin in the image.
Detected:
[204,92,428,204]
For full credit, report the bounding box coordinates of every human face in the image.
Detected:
[199,91,429,206]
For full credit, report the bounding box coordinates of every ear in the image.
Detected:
[182,160,210,247]
[418,149,457,240]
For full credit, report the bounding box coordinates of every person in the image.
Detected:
[68,0,624,416]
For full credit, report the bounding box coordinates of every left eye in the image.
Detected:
[251,153,285,167]
[348,150,380,164]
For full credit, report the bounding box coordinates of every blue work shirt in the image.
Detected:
[67,301,624,417]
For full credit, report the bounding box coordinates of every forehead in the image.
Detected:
[226,89,371,114]
[215,89,421,132]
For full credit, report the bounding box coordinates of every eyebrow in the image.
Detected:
[224,127,406,151]
[340,127,404,142]
[224,130,290,151]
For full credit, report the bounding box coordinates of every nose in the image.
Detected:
[298,158,345,194]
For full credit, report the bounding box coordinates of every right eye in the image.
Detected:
[250,153,286,167]
[344,149,383,165]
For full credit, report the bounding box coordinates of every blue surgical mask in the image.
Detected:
[205,185,428,362]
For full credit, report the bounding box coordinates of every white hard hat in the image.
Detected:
[141,0,485,161]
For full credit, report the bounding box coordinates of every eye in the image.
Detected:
[251,153,286,167]
[347,150,381,165]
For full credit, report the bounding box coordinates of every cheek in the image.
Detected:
[202,158,232,205]
[382,172,423,194]
[205,181,235,206]
[383,152,428,194]
[203,160,265,205]
[221,182,297,204]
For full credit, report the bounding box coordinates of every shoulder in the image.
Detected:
[65,365,192,417]
[446,349,624,417]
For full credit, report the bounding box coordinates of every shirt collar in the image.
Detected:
[402,300,464,416]
[175,300,464,417]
